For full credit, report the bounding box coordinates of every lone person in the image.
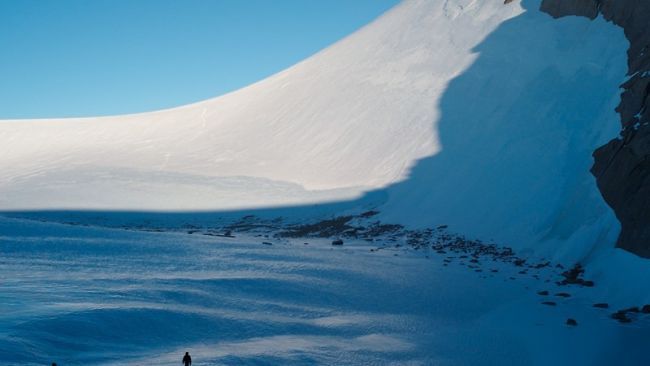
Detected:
[182,351,192,366]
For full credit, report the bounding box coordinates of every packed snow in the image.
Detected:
[0,0,629,262]
[2,217,650,366]
[1,0,648,364]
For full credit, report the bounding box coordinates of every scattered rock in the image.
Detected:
[642,305,650,314]
[555,292,571,298]
[331,239,344,246]
[360,210,379,218]
[534,261,551,269]
[262,242,273,246]
[542,301,557,306]
[593,303,609,309]
[612,311,632,323]
[537,290,549,296]
[559,264,595,287]
[514,259,526,267]
[566,318,578,326]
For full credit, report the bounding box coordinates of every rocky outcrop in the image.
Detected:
[541,0,650,257]
[540,0,599,19]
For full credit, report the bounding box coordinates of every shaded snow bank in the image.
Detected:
[0,1,637,287]
[375,0,628,265]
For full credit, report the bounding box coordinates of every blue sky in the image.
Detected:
[0,0,398,119]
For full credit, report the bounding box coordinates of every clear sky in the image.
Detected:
[0,0,399,119]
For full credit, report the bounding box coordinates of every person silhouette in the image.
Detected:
[182,351,192,366]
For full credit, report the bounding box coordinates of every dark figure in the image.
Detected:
[52,363,57,366]
[182,352,192,366]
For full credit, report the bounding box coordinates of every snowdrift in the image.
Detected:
[0,0,630,261]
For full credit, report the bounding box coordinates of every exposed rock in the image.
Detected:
[555,292,571,298]
[582,280,595,287]
[540,0,650,257]
[622,306,640,313]
[331,239,344,246]
[559,264,594,287]
[612,311,632,323]
[537,290,549,296]
[514,259,526,267]
[593,303,610,309]
[533,261,551,269]
[359,210,379,218]
[542,301,557,306]
[642,304,650,313]
[566,318,578,326]
[540,0,598,19]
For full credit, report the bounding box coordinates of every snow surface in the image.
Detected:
[0,0,628,260]
[2,217,650,366]
[1,0,648,363]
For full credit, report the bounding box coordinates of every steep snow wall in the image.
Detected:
[543,0,650,258]
[374,0,629,263]
[0,1,629,261]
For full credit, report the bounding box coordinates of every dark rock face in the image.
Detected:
[540,0,599,19]
[540,0,650,257]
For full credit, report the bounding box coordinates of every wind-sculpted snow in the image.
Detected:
[2,217,650,366]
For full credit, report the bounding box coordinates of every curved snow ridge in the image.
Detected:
[0,0,524,210]
[0,1,630,263]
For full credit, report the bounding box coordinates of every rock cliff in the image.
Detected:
[541,0,650,257]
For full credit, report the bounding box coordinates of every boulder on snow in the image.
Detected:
[641,305,650,314]
[612,311,632,323]
[332,239,344,246]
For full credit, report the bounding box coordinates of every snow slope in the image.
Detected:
[0,0,629,260]
[2,217,649,366]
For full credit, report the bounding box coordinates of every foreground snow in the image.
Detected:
[1,217,649,366]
